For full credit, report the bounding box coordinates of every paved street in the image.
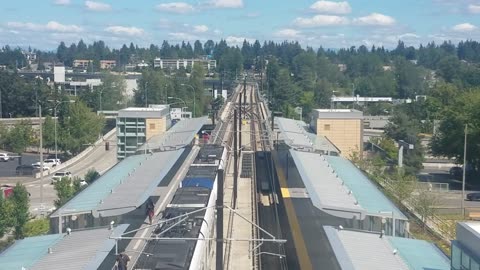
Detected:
[0,131,118,217]
[0,153,39,177]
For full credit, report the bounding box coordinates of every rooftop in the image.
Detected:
[313,109,363,119]
[138,116,208,152]
[324,226,450,270]
[118,106,170,118]
[325,155,406,219]
[463,222,480,234]
[0,225,128,270]
[290,150,366,220]
[52,149,184,218]
[276,117,339,154]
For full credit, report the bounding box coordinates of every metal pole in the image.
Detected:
[392,212,395,237]
[145,82,148,108]
[462,124,467,218]
[99,90,102,112]
[216,169,224,270]
[0,85,2,118]
[398,145,404,168]
[54,105,58,161]
[39,104,44,207]
[239,87,242,156]
[233,109,238,209]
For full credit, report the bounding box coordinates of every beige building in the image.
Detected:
[73,59,92,69]
[100,60,116,69]
[117,106,171,160]
[310,109,363,159]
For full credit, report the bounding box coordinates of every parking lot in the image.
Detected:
[0,153,40,177]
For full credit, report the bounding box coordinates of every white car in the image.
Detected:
[32,164,50,172]
[34,159,59,168]
[0,153,12,162]
[51,171,72,183]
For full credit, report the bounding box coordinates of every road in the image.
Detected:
[0,153,39,177]
[418,166,480,212]
[0,131,119,217]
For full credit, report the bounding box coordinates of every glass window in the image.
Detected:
[150,123,156,129]
[324,124,331,131]
[471,260,480,270]
[452,244,461,270]
[462,250,471,269]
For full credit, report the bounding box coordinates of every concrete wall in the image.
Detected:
[315,118,363,159]
[145,118,166,140]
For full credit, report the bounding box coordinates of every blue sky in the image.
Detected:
[1,0,480,50]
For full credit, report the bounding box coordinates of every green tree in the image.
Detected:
[58,101,105,155]
[97,74,127,110]
[189,64,207,116]
[42,116,56,151]
[11,184,30,239]
[5,120,35,154]
[391,172,416,203]
[0,196,14,237]
[84,169,100,184]
[54,177,77,208]
[413,186,439,232]
[385,111,424,175]
[23,218,49,237]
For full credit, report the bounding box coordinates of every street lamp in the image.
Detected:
[167,97,187,109]
[49,100,75,161]
[462,124,468,218]
[181,84,195,117]
[379,211,395,237]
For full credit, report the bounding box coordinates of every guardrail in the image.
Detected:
[34,128,117,178]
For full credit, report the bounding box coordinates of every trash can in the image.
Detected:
[105,141,110,151]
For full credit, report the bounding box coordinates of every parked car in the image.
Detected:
[16,165,40,176]
[467,192,480,201]
[79,180,88,187]
[32,164,50,172]
[0,153,13,162]
[51,171,72,183]
[449,166,463,179]
[34,159,59,168]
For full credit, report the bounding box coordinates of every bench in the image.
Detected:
[468,212,480,220]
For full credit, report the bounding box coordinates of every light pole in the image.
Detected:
[379,211,395,237]
[181,84,195,117]
[462,124,468,218]
[49,100,75,161]
[145,81,148,108]
[99,89,103,112]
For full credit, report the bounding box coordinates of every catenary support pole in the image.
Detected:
[216,169,224,270]
[233,109,238,209]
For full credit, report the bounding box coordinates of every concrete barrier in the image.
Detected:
[34,128,117,178]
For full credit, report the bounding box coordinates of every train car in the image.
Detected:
[133,144,228,270]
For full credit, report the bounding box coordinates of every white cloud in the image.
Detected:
[213,29,222,35]
[274,28,302,39]
[353,13,395,26]
[309,1,351,14]
[53,0,71,5]
[7,21,83,32]
[105,26,144,36]
[452,23,477,32]
[209,0,243,8]
[468,4,480,14]
[193,25,209,33]
[85,1,111,11]
[293,15,349,27]
[225,36,254,45]
[156,2,195,14]
[46,21,83,32]
[168,32,198,41]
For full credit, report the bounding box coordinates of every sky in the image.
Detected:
[1,0,480,50]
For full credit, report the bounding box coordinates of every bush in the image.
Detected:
[24,218,49,237]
